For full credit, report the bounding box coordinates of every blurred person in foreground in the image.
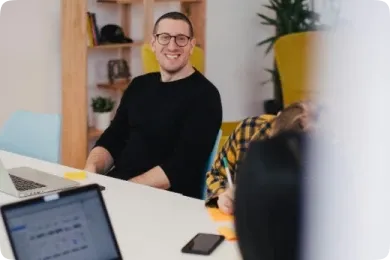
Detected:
[205,100,317,214]
[234,129,307,260]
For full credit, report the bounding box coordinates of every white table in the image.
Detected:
[0,150,242,259]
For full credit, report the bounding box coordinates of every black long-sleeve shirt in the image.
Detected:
[94,69,223,199]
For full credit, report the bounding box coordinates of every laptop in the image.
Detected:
[0,184,123,260]
[0,158,80,198]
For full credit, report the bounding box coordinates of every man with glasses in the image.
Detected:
[84,12,222,199]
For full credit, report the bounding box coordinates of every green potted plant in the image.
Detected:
[257,0,325,112]
[91,96,115,131]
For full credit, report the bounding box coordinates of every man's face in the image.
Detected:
[151,19,195,74]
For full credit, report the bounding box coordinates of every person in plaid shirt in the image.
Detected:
[205,101,316,214]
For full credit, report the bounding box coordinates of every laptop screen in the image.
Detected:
[1,185,121,260]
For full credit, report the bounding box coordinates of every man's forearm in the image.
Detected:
[129,166,171,189]
[84,146,114,174]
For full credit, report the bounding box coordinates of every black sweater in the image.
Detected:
[95,70,223,199]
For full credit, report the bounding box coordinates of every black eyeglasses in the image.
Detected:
[155,33,191,47]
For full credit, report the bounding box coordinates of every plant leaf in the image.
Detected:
[265,68,275,74]
[257,36,277,47]
[271,0,282,9]
[265,42,274,54]
[257,13,277,26]
[261,68,278,86]
[261,21,274,26]
[261,78,272,86]
[263,4,277,11]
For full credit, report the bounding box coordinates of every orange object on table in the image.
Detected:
[207,207,234,222]
[217,226,237,241]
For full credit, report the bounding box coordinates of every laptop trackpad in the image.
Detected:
[7,166,78,187]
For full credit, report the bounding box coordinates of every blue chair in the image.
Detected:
[201,129,222,199]
[0,110,62,163]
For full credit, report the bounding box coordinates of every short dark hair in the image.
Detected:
[153,11,194,37]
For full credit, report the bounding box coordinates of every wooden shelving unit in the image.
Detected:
[88,42,143,49]
[61,0,206,169]
[97,80,131,92]
[88,127,104,139]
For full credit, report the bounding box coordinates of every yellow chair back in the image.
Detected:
[274,32,321,106]
[141,43,205,74]
[218,121,240,152]
[217,115,275,152]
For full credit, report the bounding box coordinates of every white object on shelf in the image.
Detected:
[94,112,111,131]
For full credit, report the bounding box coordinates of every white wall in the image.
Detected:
[0,0,274,128]
[206,0,274,121]
[0,0,61,126]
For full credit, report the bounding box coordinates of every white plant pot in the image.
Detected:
[95,112,112,131]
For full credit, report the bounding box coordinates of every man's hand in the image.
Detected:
[217,188,235,215]
[84,164,96,173]
[84,147,113,175]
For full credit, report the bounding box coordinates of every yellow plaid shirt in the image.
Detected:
[205,114,275,206]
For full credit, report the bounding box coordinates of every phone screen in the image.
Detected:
[182,233,225,255]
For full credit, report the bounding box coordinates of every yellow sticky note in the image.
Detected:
[64,171,87,180]
[207,207,234,222]
[218,226,237,241]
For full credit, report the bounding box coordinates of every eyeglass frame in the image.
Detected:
[154,33,192,47]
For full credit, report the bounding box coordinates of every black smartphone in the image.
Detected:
[181,233,225,255]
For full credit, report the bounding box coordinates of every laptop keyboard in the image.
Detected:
[10,174,46,191]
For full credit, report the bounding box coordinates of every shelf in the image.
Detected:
[97,0,200,3]
[97,80,131,91]
[88,42,143,49]
[88,127,103,139]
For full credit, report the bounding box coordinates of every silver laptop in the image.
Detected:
[0,159,80,198]
[0,184,122,260]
